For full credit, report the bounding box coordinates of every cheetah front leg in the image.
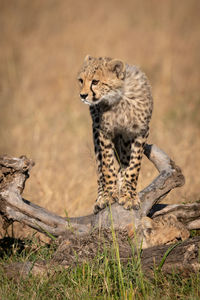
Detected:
[93,128,118,213]
[119,134,147,210]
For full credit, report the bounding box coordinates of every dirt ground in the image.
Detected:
[0,0,199,236]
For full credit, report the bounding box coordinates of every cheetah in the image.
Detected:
[78,56,153,213]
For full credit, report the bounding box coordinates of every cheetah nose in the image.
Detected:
[80,93,88,100]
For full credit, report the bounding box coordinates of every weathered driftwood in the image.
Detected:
[151,203,200,230]
[0,144,199,247]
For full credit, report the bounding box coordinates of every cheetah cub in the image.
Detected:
[78,56,153,213]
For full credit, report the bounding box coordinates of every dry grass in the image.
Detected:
[0,0,199,236]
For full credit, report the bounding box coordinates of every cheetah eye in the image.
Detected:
[92,79,99,86]
[78,78,83,84]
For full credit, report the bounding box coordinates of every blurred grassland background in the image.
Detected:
[0,0,199,236]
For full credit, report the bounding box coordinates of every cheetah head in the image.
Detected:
[77,55,126,106]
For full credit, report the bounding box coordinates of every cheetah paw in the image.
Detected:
[118,192,140,210]
[93,192,118,214]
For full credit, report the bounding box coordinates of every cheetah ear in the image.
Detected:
[107,59,125,79]
[84,55,93,63]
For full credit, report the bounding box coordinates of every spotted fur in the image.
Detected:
[77,56,153,213]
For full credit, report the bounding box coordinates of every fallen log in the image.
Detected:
[0,144,199,248]
[2,233,200,279]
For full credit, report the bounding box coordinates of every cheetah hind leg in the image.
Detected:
[117,167,140,210]
[118,167,140,209]
[114,137,140,210]
[118,136,146,210]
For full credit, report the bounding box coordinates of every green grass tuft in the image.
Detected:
[1,231,200,299]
